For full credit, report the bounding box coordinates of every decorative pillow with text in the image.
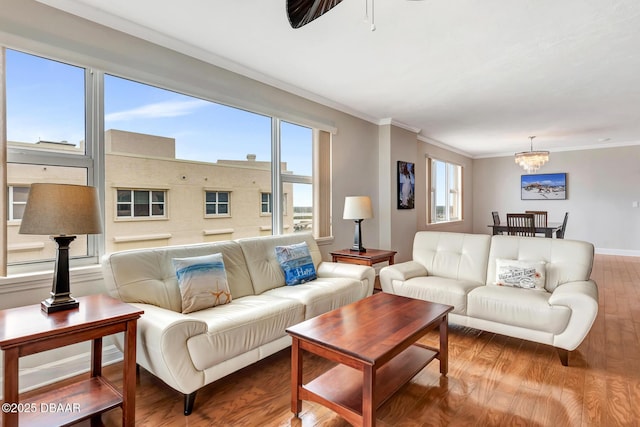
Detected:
[173,253,232,313]
[275,242,317,286]
[494,258,546,291]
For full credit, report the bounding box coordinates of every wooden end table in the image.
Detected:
[287,292,453,427]
[0,294,143,427]
[330,249,397,292]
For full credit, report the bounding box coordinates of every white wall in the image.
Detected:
[472,145,640,255]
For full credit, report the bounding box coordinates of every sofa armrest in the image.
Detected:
[131,303,209,394]
[317,261,375,281]
[548,279,599,351]
[379,261,428,294]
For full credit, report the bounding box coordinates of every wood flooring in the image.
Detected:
[29,254,640,426]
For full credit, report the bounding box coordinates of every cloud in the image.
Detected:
[105,99,209,122]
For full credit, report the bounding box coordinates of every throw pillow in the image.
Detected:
[275,241,317,286]
[173,253,232,313]
[495,258,546,291]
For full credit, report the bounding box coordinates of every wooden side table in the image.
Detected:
[330,248,397,292]
[0,294,143,427]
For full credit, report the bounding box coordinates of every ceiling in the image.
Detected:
[37,0,640,157]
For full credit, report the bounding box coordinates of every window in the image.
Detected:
[2,47,332,275]
[429,158,462,223]
[4,49,95,270]
[205,191,229,216]
[261,192,272,214]
[7,186,29,221]
[117,190,166,218]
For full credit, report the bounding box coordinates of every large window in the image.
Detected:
[2,47,331,274]
[429,158,462,223]
[4,49,95,269]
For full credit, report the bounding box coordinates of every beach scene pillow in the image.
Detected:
[173,253,232,313]
[275,241,317,286]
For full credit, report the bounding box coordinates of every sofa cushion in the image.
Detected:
[412,231,491,285]
[263,276,365,319]
[186,295,304,370]
[275,241,317,285]
[173,253,232,313]
[387,276,483,315]
[487,235,594,292]
[494,258,546,290]
[467,286,571,334]
[102,240,255,312]
[238,233,322,294]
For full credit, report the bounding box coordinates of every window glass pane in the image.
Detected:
[281,121,313,234]
[434,160,446,222]
[6,49,85,155]
[5,49,89,267]
[104,75,271,250]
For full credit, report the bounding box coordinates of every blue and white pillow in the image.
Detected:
[173,253,232,313]
[275,242,317,286]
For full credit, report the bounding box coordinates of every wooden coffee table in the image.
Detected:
[286,292,453,427]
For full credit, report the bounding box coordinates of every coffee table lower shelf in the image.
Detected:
[300,344,437,422]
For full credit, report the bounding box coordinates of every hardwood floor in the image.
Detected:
[36,254,640,426]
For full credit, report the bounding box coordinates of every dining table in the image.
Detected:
[489,221,563,238]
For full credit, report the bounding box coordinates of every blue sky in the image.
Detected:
[521,173,566,187]
[6,48,313,203]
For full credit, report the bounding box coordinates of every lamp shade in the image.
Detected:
[343,196,373,220]
[19,183,103,236]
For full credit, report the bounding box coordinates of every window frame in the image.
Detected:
[7,185,29,221]
[116,189,167,220]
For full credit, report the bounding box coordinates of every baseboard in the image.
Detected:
[595,248,640,257]
[0,344,123,399]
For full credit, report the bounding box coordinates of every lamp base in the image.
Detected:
[41,296,79,314]
[350,219,366,253]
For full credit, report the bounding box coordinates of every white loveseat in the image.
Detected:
[379,231,598,365]
[102,233,374,415]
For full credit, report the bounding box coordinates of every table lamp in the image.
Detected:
[343,196,373,252]
[19,183,103,314]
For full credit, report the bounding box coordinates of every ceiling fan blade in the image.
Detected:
[287,0,344,29]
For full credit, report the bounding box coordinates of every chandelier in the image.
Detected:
[515,136,549,173]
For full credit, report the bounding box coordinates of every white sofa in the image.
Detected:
[102,233,374,415]
[379,231,598,365]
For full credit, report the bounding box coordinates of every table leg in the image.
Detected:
[2,347,19,427]
[439,315,449,376]
[291,337,302,416]
[362,365,376,427]
[91,337,103,377]
[122,319,137,426]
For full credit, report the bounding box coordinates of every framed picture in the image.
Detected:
[521,173,567,200]
[397,160,415,209]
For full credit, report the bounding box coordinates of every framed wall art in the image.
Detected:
[521,173,567,200]
[398,160,415,209]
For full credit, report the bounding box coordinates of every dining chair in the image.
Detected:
[556,212,569,239]
[492,211,501,225]
[491,211,503,235]
[506,213,536,237]
[525,210,548,227]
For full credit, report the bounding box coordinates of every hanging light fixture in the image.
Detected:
[515,136,549,173]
